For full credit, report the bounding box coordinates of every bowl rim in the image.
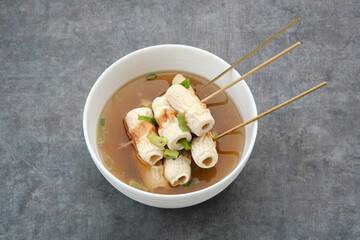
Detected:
[83,44,258,200]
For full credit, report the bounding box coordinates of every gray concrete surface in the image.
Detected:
[1,0,359,239]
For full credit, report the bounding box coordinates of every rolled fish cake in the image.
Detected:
[125,107,163,165]
[152,96,192,150]
[191,132,218,168]
[165,84,215,137]
[164,152,191,187]
[172,74,196,95]
[143,162,169,191]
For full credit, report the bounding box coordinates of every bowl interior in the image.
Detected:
[83,44,257,207]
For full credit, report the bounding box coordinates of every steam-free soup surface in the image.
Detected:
[97,71,245,194]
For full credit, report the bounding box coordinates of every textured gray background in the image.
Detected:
[1,0,359,239]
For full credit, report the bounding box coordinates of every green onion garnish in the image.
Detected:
[112,92,119,100]
[163,149,179,159]
[177,113,188,132]
[148,134,167,148]
[179,138,191,150]
[180,78,190,89]
[100,118,105,126]
[145,73,158,80]
[138,115,158,128]
[178,149,184,155]
[183,180,191,187]
[96,129,107,145]
[102,154,113,171]
[97,118,107,145]
[129,180,148,192]
[184,178,199,187]
[211,131,221,141]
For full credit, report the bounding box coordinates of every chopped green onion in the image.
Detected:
[96,128,107,145]
[177,113,188,132]
[163,149,179,159]
[112,92,119,100]
[148,134,167,148]
[138,115,158,128]
[129,180,148,192]
[211,131,221,142]
[183,178,199,187]
[180,78,190,89]
[211,131,218,137]
[97,118,107,145]
[102,154,113,171]
[179,138,191,150]
[178,149,184,155]
[145,73,158,80]
[100,118,105,126]
[183,180,191,187]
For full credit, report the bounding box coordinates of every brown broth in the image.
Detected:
[97,71,245,194]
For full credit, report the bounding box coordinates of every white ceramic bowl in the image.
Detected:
[83,44,258,208]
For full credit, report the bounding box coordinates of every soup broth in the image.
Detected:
[97,71,245,194]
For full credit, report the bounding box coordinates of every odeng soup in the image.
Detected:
[97,71,245,194]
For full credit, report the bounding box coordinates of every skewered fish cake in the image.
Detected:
[143,163,170,191]
[165,84,215,136]
[172,74,219,168]
[164,152,191,187]
[125,108,163,165]
[152,96,192,150]
[191,132,218,168]
[172,74,196,95]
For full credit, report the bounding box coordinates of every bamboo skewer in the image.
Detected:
[119,82,326,149]
[201,42,301,103]
[195,18,301,95]
[213,82,327,141]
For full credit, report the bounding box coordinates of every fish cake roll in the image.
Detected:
[185,107,214,137]
[165,84,198,113]
[143,163,169,191]
[164,153,191,187]
[172,74,196,95]
[125,108,163,165]
[165,84,215,136]
[191,132,218,168]
[152,96,192,150]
